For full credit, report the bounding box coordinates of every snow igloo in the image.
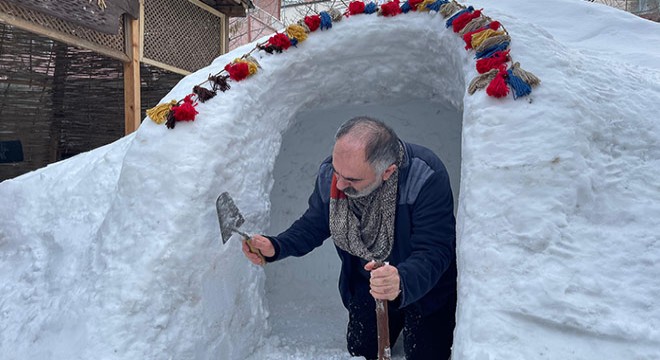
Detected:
[2,0,660,359]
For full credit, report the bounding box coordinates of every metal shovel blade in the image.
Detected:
[216,192,245,244]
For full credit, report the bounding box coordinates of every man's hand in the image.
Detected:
[242,234,275,266]
[365,261,401,301]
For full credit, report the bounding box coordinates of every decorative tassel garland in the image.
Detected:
[319,11,333,30]
[348,1,366,15]
[193,85,217,102]
[304,15,321,32]
[468,68,498,94]
[146,1,543,130]
[511,62,541,87]
[445,6,473,27]
[452,9,481,33]
[146,100,177,124]
[486,66,510,98]
[380,0,402,17]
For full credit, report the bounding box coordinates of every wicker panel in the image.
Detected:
[143,0,223,73]
[0,0,124,53]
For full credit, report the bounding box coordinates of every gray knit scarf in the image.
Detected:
[329,144,403,262]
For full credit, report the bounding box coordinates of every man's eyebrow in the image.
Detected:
[331,166,363,182]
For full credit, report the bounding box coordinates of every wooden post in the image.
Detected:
[123,12,141,135]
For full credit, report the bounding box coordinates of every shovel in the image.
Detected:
[216,192,265,264]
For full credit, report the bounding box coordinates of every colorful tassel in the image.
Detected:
[364,2,378,13]
[440,1,462,18]
[328,8,343,22]
[146,100,177,124]
[445,6,473,27]
[319,11,333,30]
[468,68,498,95]
[348,1,366,15]
[304,15,321,32]
[401,1,413,13]
[459,16,488,36]
[486,66,510,98]
[287,24,308,44]
[475,50,510,73]
[192,85,217,103]
[296,19,311,33]
[511,62,541,87]
[421,0,447,12]
[471,29,505,49]
[380,0,402,17]
[475,41,509,59]
[452,9,481,33]
[463,22,500,49]
[209,74,230,92]
[506,69,532,99]
[166,110,177,129]
[474,34,511,54]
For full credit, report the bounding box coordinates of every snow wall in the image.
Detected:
[1,0,660,359]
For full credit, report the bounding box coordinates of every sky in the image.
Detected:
[1,0,660,359]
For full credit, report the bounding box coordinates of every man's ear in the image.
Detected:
[382,164,398,181]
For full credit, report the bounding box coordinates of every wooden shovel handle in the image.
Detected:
[244,238,265,264]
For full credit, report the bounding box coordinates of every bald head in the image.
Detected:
[335,116,400,174]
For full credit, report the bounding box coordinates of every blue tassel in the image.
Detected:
[364,2,378,13]
[401,1,412,13]
[445,6,473,28]
[319,11,333,30]
[290,37,299,47]
[475,42,509,59]
[506,69,532,99]
[426,0,448,12]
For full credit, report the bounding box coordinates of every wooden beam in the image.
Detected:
[0,10,129,62]
[123,12,141,135]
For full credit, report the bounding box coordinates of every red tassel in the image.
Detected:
[476,50,510,74]
[463,21,500,49]
[171,94,198,121]
[224,62,250,81]
[453,10,481,33]
[269,33,291,51]
[381,0,402,16]
[408,0,424,10]
[348,1,365,15]
[486,66,510,98]
[304,15,321,32]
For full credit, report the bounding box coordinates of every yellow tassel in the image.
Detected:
[146,100,177,124]
[287,24,308,42]
[471,29,506,50]
[417,0,438,12]
[296,19,311,33]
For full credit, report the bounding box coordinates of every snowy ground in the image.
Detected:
[1,0,660,359]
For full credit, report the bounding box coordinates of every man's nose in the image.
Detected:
[336,177,350,190]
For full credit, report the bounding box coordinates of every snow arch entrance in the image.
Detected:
[266,99,462,349]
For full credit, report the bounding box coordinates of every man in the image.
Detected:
[243,116,457,359]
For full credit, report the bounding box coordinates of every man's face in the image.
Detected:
[332,137,383,198]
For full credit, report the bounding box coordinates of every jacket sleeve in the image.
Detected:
[396,170,456,308]
[266,166,332,261]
